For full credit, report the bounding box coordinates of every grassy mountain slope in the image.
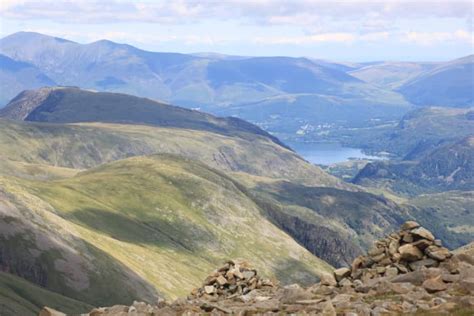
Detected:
[397,55,474,107]
[408,190,474,249]
[0,271,93,316]
[0,118,343,187]
[0,155,332,307]
[0,54,55,106]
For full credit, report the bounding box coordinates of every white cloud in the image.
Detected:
[1,0,471,24]
[2,0,472,52]
[254,31,394,45]
[0,0,25,11]
[254,32,356,45]
[403,29,474,45]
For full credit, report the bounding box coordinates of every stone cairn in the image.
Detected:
[334,220,453,289]
[190,260,275,299]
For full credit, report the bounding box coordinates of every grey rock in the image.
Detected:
[334,267,351,282]
[320,274,337,286]
[392,270,427,285]
[401,221,420,230]
[426,246,451,261]
[339,278,352,287]
[458,277,474,294]
[411,227,435,241]
[385,267,398,278]
[390,282,415,294]
[409,258,438,271]
[422,277,447,293]
[399,244,423,261]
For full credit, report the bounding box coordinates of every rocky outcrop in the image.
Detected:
[261,203,362,267]
[0,87,58,120]
[39,222,474,315]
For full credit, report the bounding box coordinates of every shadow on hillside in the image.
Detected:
[68,208,214,253]
[255,181,407,231]
[0,213,160,311]
[272,258,321,287]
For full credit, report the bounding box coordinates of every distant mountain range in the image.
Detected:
[0,53,56,105]
[396,55,474,107]
[1,32,471,138]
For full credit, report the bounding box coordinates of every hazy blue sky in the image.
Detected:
[1,0,472,61]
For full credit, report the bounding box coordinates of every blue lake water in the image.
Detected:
[288,142,382,165]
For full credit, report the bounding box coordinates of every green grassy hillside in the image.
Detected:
[0,118,344,187]
[0,154,332,308]
[408,190,474,249]
[0,271,92,316]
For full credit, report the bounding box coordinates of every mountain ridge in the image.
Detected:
[0,86,291,150]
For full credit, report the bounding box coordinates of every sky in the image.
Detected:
[0,0,473,61]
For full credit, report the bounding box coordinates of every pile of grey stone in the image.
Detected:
[190,260,274,299]
[334,221,453,288]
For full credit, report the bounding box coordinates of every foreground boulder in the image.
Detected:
[39,222,474,315]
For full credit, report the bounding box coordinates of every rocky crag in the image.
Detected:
[40,222,474,315]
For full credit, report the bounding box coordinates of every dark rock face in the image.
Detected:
[0,246,48,287]
[258,199,361,266]
[264,207,362,267]
[42,222,474,316]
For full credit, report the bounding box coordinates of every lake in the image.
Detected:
[288,142,382,165]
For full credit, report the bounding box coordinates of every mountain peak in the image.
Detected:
[0,86,69,120]
[1,31,76,44]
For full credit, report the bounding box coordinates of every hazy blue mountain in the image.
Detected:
[0,54,55,106]
[213,93,410,136]
[349,61,440,89]
[0,32,199,103]
[396,55,474,107]
[0,32,412,134]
